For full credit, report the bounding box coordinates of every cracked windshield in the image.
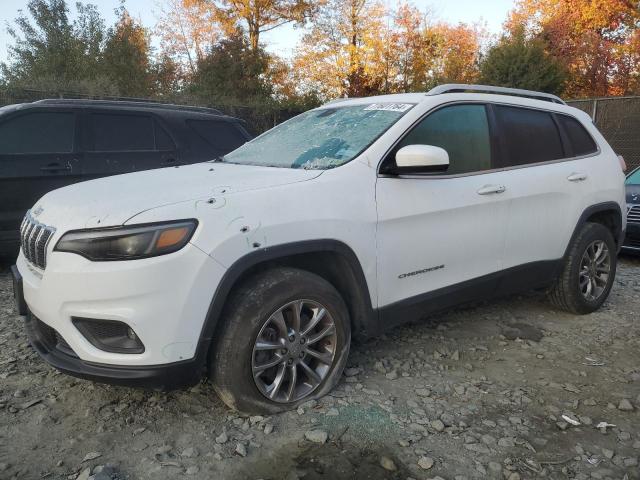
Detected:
[223,103,414,170]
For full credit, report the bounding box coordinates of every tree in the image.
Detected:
[292,0,390,99]
[428,23,483,86]
[506,0,640,96]
[390,3,433,92]
[188,30,272,102]
[480,27,566,94]
[101,7,154,97]
[204,0,318,52]
[155,0,221,79]
[1,0,109,93]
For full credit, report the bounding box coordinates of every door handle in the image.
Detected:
[40,164,71,172]
[477,185,506,195]
[567,172,587,182]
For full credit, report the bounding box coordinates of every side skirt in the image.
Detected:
[375,260,562,333]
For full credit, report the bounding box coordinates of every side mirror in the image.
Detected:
[394,145,449,173]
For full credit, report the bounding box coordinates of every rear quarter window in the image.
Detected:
[557,114,598,157]
[187,120,247,152]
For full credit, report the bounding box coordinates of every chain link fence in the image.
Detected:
[567,96,640,172]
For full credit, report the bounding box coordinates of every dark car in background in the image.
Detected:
[623,166,640,253]
[0,99,252,258]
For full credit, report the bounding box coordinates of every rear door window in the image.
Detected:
[88,113,155,151]
[557,114,598,157]
[187,120,247,152]
[393,104,493,175]
[0,112,75,154]
[494,105,564,166]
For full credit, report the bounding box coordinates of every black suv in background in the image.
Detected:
[623,166,640,253]
[0,99,252,257]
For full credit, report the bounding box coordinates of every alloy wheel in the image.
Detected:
[578,240,611,302]
[251,299,337,403]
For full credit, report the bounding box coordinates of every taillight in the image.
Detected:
[618,155,627,172]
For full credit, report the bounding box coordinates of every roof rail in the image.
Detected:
[426,84,566,105]
[32,98,224,115]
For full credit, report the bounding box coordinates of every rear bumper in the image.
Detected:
[24,312,201,390]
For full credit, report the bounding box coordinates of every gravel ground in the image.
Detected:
[0,257,639,480]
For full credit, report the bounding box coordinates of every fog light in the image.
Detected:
[127,327,136,340]
[72,318,145,354]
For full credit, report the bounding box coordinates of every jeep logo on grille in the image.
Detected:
[32,205,44,217]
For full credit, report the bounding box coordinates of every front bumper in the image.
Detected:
[24,311,201,389]
[622,222,640,253]
[15,242,226,368]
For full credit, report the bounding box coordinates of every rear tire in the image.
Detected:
[548,222,617,314]
[210,267,350,414]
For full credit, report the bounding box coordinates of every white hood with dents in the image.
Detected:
[32,162,323,231]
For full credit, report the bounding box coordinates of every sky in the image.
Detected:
[0,0,516,63]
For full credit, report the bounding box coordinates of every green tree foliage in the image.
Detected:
[0,0,113,93]
[0,0,163,97]
[479,28,567,95]
[101,7,153,97]
[188,31,272,102]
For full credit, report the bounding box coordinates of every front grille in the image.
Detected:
[628,205,640,224]
[20,211,55,269]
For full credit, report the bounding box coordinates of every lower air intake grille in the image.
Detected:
[34,318,78,358]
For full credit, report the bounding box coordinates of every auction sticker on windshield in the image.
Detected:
[364,103,414,112]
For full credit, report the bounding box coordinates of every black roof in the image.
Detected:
[29,98,225,116]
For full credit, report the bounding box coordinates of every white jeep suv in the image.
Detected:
[12,85,627,413]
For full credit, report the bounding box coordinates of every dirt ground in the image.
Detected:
[0,256,639,480]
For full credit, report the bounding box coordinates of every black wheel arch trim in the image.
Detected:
[193,239,376,375]
[564,202,624,258]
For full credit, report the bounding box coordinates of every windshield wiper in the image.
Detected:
[211,155,226,163]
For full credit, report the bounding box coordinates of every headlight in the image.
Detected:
[54,220,198,261]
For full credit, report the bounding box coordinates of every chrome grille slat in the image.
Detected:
[628,206,640,224]
[20,212,55,270]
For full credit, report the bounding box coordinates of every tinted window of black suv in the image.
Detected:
[0,99,252,257]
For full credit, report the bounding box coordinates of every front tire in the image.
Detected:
[210,267,351,414]
[548,222,617,314]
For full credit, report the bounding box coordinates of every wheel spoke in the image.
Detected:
[268,363,287,399]
[594,242,607,263]
[593,274,608,286]
[585,278,593,298]
[255,340,283,351]
[307,324,335,345]
[299,360,322,385]
[270,310,288,337]
[305,347,333,365]
[285,364,298,402]
[301,307,326,336]
[253,355,284,375]
[289,301,303,334]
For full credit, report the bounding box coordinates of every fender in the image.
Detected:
[191,239,376,374]
[563,201,624,259]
